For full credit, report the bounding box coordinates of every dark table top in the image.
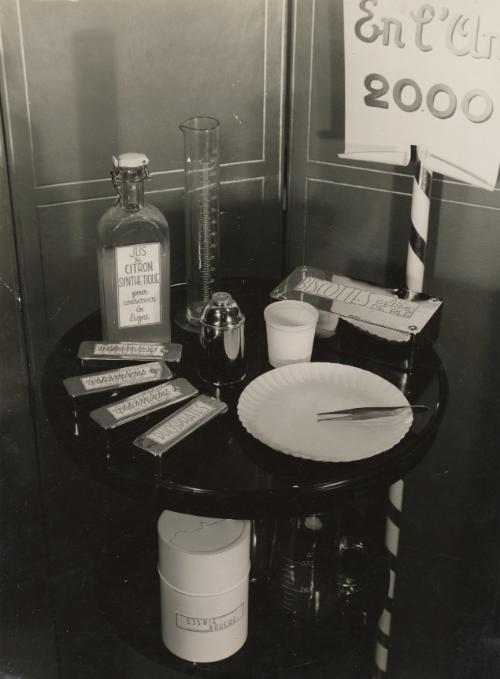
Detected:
[41,279,447,518]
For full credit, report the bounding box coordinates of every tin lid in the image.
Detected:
[158,510,251,594]
[200,292,245,329]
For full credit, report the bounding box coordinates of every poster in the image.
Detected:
[341,0,500,189]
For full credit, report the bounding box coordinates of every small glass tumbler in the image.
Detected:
[264,300,319,368]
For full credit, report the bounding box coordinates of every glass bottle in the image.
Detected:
[271,514,339,621]
[97,153,171,343]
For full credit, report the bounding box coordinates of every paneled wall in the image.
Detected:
[0,0,287,373]
[0,88,49,646]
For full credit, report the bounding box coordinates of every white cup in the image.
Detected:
[264,300,319,368]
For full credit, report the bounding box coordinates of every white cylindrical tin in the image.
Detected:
[158,510,251,663]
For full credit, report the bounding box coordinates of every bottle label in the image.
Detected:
[115,243,161,328]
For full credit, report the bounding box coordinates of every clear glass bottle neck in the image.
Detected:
[115,169,146,211]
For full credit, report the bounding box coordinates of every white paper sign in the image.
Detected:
[341,0,500,189]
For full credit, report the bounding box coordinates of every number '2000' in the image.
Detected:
[364,73,493,124]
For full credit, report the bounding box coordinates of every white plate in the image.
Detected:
[237,362,412,462]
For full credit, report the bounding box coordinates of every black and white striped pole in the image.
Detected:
[373,479,405,678]
[407,149,433,293]
[374,149,433,678]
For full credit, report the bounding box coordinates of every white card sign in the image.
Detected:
[341,0,500,190]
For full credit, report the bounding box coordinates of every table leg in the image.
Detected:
[373,479,405,678]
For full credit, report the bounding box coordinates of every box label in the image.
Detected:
[148,398,217,445]
[93,342,164,358]
[176,604,244,633]
[106,382,182,421]
[80,362,166,391]
[294,275,427,331]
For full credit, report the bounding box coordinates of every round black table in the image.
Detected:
[41,278,447,520]
[40,278,448,676]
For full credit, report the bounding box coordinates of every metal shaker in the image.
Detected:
[199,292,246,386]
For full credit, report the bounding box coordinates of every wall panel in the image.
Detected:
[0,0,287,370]
[0,77,50,666]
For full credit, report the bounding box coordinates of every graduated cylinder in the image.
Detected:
[178,116,221,331]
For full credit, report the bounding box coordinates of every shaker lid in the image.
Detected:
[113,152,149,170]
[200,292,245,328]
[157,510,251,594]
[158,511,246,553]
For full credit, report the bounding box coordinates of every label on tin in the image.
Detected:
[175,603,244,633]
[63,361,172,397]
[89,378,197,429]
[134,395,228,456]
[115,243,162,328]
[291,274,439,333]
[78,341,182,363]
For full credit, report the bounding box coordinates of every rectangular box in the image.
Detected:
[270,266,443,371]
[90,378,198,429]
[78,340,182,365]
[134,395,228,456]
[63,361,173,397]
